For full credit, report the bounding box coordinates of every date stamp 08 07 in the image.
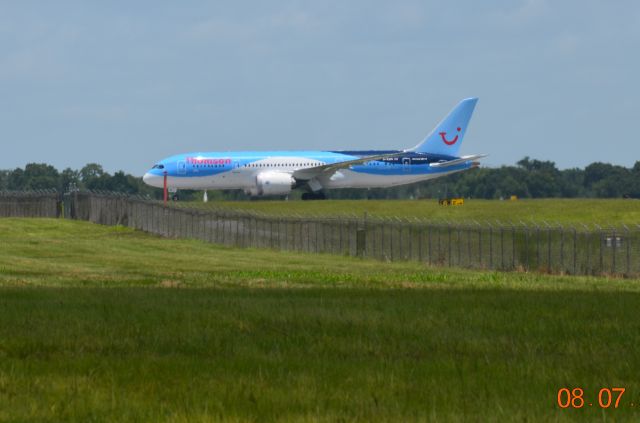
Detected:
[557,388,629,409]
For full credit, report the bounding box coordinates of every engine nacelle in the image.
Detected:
[247,171,295,197]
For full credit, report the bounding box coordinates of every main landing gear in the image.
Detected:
[301,192,327,201]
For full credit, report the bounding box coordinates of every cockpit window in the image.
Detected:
[152,164,165,169]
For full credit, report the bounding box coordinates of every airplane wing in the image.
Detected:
[429,154,488,168]
[292,151,408,180]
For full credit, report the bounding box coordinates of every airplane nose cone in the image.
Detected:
[143,172,163,188]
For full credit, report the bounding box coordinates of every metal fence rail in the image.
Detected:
[1,190,639,277]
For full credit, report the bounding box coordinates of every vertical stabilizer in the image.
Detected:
[406,98,478,156]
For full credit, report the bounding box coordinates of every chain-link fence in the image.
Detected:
[2,190,639,277]
[0,190,60,218]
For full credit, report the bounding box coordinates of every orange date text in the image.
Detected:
[557,387,626,409]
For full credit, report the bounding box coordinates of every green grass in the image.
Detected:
[2,219,640,421]
[181,198,640,225]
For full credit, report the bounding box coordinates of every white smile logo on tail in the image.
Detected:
[439,127,461,145]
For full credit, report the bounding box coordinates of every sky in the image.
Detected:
[1,0,639,175]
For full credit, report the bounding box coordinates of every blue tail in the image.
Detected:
[407,97,478,156]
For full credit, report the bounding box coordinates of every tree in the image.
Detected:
[16,163,59,190]
[106,171,138,193]
[7,168,25,190]
[559,168,586,197]
[584,162,614,189]
[0,170,9,190]
[629,162,640,198]
[80,163,105,186]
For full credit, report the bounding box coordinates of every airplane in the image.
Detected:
[143,97,486,200]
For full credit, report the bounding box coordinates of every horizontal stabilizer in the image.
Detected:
[429,154,488,168]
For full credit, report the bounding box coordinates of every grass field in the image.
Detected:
[2,219,640,421]
[182,198,640,225]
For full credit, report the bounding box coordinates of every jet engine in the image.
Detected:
[246,171,295,196]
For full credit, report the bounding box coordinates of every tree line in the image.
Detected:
[1,157,639,200]
[0,163,158,197]
[333,157,640,200]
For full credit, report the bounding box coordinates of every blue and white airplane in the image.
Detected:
[143,98,485,199]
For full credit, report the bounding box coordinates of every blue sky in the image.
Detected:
[1,1,639,174]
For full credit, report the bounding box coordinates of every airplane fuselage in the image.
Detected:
[143,150,476,195]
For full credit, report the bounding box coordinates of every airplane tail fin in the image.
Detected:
[406,97,478,156]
